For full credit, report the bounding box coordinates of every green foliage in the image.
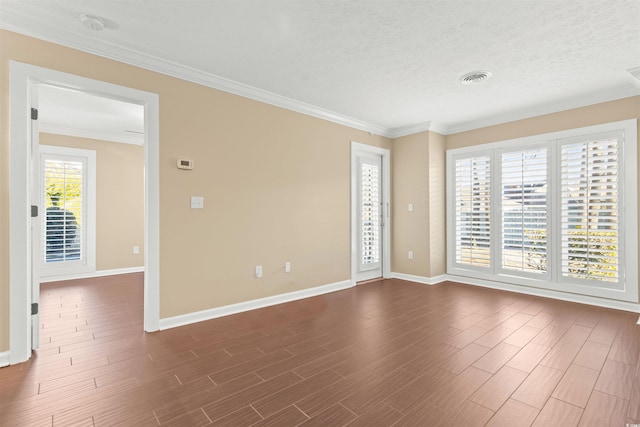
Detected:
[523,228,618,280]
[45,162,82,226]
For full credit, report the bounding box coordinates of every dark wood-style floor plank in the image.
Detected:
[0,274,638,426]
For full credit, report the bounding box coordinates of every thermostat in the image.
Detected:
[177,159,193,170]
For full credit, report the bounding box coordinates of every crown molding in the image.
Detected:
[443,85,640,135]
[2,12,638,141]
[387,120,450,139]
[39,123,144,145]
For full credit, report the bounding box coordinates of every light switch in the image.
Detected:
[408,203,414,212]
[191,196,204,209]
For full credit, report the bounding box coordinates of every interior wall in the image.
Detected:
[390,130,446,279]
[40,133,144,272]
[427,131,446,277]
[0,30,391,352]
[391,131,429,277]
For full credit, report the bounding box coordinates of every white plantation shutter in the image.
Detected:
[501,147,548,273]
[447,119,636,303]
[361,162,380,266]
[560,133,621,283]
[42,158,84,263]
[454,155,491,268]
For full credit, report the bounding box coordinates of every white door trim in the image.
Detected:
[9,61,160,364]
[350,141,391,284]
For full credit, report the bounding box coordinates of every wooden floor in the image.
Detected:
[1,274,639,426]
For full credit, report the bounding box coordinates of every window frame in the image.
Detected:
[446,119,637,303]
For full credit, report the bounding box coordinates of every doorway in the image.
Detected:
[351,142,391,283]
[9,61,160,364]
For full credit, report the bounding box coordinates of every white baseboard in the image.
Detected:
[0,351,10,368]
[159,279,354,330]
[390,272,448,285]
[446,274,640,314]
[40,266,145,283]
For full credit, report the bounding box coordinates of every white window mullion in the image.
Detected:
[491,150,501,275]
[548,140,558,285]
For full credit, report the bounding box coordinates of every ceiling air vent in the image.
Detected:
[460,70,492,85]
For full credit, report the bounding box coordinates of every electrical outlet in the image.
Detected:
[255,265,262,278]
[285,262,291,273]
[133,246,140,254]
[408,251,414,260]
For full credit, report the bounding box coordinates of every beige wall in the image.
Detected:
[0,30,391,351]
[390,130,446,278]
[391,131,429,276]
[427,131,446,277]
[446,97,640,149]
[40,133,144,272]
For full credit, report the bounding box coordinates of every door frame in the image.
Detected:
[350,141,391,284]
[9,61,160,364]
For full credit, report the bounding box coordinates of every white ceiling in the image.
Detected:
[2,0,639,137]
[39,84,144,145]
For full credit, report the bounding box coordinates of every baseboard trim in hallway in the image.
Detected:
[159,279,354,330]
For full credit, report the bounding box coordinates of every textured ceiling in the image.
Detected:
[1,0,639,136]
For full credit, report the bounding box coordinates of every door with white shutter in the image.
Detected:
[39,145,96,278]
[356,152,383,281]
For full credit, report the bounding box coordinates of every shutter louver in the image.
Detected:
[501,148,548,273]
[454,156,491,267]
[560,135,620,283]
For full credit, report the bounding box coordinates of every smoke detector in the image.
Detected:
[460,70,492,85]
[81,14,107,31]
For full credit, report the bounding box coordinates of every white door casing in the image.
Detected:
[9,61,160,365]
[357,152,383,280]
[351,142,391,284]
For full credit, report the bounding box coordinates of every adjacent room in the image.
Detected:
[1,1,639,426]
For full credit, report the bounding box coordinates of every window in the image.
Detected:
[560,134,620,283]
[43,157,83,263]
[501,147,548,274]
[40,145,96,277]
[446,120,637,303]
[454,155,491,268]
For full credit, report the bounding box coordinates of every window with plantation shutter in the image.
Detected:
[40,145,96,278]
[446,119,637,304]
[560,133,621,283]
[454,155,491,268]
[501,147,548,274]
[43,157,83,263]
